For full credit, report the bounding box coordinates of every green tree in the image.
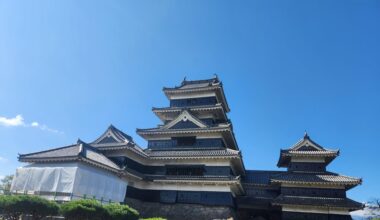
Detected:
[103,203,139,220]
[0,195,59,220]
[0,195,21,220]
[60,199,109,220]
[16,195,59,220]
[0,175,13,195]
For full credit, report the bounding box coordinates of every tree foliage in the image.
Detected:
[0,175,13,195]
[103,203,139,220]
[369,198,380,218]
[0,195,20,220]
[60,199,109,220]
[0,195,149,220]
[140,218,167,220]
[0,195,59,220]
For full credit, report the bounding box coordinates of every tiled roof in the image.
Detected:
[162,76,230,112]
[91,125,133,145]
[277,133,340,167]
[92,142,148,157]
[152,104,228,123]
[152,104,224,113]
[271,172,362,187]
[19,144,80,159]
[272,195,363,210]
[163,77,221,90]
[83,146,120,170]
[282,150,339,156]
[89,125,147,157]
[137,124,231,134]
[145,148,241,159]
[147,175,237,181]
[243,170,285,185]
[285,133,338,152]
[19,141,121,172]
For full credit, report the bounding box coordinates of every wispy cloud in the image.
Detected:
[0,156,8,163]
[31,122,63,134]
[0,114,63,134]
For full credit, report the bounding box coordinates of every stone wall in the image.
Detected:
[125,198,236,220]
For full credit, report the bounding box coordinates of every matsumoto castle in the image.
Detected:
[11,77,363,220]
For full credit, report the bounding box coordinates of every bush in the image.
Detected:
[103,203,139,220]
[0,195,59,220]
[0,195,21,220]
[140,218,167,220]
[60,199,109,220]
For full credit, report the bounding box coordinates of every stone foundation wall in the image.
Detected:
[125,198,236,220]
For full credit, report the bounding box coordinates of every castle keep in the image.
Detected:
[11,77,362,219]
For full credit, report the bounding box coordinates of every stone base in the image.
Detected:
[125,198,236,220]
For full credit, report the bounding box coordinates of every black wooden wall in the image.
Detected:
[125,186,234,206]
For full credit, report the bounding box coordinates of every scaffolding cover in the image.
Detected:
[11,162,127,203]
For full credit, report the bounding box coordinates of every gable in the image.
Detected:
[97,136,119,144]
[92,125,132,145]
[169,120,200,129]
[163,110,207,129]
[292,139,323,151]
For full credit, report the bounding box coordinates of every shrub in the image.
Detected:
[140,218,167,220]
[0,195,59,220]
[103,203,139,220]
[17,195,59,220]
[60,199,109,220]
[0,195,21,220]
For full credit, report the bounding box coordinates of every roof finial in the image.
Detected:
[213,73,219,81]
[304,130,309,139]
[181,76,187,85]
[77,138,84,144]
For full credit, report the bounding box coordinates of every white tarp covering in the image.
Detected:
[11,162,127,203]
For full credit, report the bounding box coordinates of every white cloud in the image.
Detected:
[36,124,63,134]
[0,156,8,163]
[31,121,39,127]
[0,114,25,127]
[0,114,63,134]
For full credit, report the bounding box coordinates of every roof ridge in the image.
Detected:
[288,134,333,151]
[153,104,223,111]
[181,76,220,85]
[282,195,346,200]
[19,143,79,157]
[137,125,231,132]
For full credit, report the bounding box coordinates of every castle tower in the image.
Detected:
[128,77,245,219]
[272,133,363,220]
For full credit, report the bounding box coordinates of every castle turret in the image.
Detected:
[129,77,245,212]
[272,134,363,220]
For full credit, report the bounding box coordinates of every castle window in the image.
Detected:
[173,136,196,146]
[166,165,204,176]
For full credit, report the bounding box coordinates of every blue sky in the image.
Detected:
[0,0,379,202]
